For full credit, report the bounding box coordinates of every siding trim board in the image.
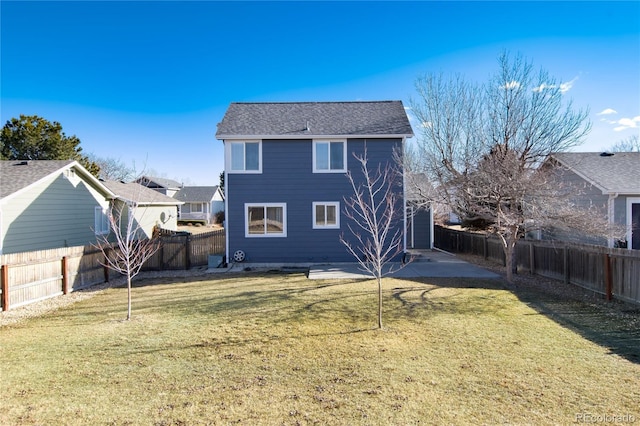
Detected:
[627,197,640,250]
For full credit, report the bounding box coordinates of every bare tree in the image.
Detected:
[86,154,136,182]
[609,135,640,152]
[340,147,405,329]
[94,197,161,320]
[410,51,619,282]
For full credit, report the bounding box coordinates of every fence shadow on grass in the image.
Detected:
[508,283,640,365]
[391,274,640,364]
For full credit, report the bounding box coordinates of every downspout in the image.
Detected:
[223,141,230,263]
[401,137,407,255]
[607,193,619,248]
[429,201,434,249]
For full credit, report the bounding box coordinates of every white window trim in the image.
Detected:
[312,139,347,173]
[626,197,640,250]
[244,203,287,238]
[94,206,110,235]
[312,202,340,229]
[226,140,262,174]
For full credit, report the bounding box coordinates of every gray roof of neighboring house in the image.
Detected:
[550,152,640,194]
[0,160,113,199]
[136,175,183,189]
[102,180,183,205]
[173,186,222,203]
[216,101,414,139]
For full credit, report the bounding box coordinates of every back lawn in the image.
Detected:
[1,272,639,425]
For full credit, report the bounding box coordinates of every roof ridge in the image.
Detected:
[229,100,402,105]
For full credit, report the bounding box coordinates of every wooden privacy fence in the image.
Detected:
[434,225,640,305]
[0,229,225,311]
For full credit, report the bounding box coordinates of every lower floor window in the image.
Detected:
[245,203,287,237]
[94,206,109,235]
[313,202,340,229]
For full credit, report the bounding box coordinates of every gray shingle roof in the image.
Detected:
[550,152,640,194]
[102,180,182,205]
[136,176,182,189]
[174,186,221,203]
[215,101,414,139]
[1,160,79,199]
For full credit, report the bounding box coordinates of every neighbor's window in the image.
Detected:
[230,141,261,173]
[191,203,203,213]
[313,202,340,229]
[94,206,109,235]
[313,140,346,172]
[245,203,287,237]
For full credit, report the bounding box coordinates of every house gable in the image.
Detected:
[544,152,640,249]
[549,152,640,195]
[0,160,115,255]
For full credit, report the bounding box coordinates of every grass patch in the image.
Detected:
[2,272,639,424]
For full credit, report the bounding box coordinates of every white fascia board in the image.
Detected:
[216,133,414,141]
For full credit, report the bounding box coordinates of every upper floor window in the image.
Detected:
[229,141,261,173]
[313,140,346,173]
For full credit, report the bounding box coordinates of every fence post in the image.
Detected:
[604,253,613,301]
[159,240,165,271]
[185,235,191,270]
[483,236,488,259]
[1,264,8,311]
[103,248,110,282]
[62,256,69,295]
[529,243,535,275]
[563,246,570,285]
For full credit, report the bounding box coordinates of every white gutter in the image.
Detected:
[216,133,414,141]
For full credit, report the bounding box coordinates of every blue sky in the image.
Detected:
[2,1,639,185]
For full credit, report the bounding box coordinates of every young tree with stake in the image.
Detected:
[94,197,161,321]
[340,147,406,329]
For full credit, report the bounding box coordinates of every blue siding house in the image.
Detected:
[215,101,414,264]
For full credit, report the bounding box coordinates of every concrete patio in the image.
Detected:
[307,250,501,280]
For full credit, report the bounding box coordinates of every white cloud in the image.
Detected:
[597,108,618,116]
[559,77,578,94]
[503,81,520,90]
[532,83,549,93]
[532,76,578,94]
[613,116,640,132]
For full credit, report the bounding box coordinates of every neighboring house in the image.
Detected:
[215,101,414,263]
[545,152,640,249]
[135,176,182,197]
[173,186,225,224]
[101,180,183,238]
[0,160,115,255]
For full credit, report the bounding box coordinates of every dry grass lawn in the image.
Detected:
[1,271,639,425]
